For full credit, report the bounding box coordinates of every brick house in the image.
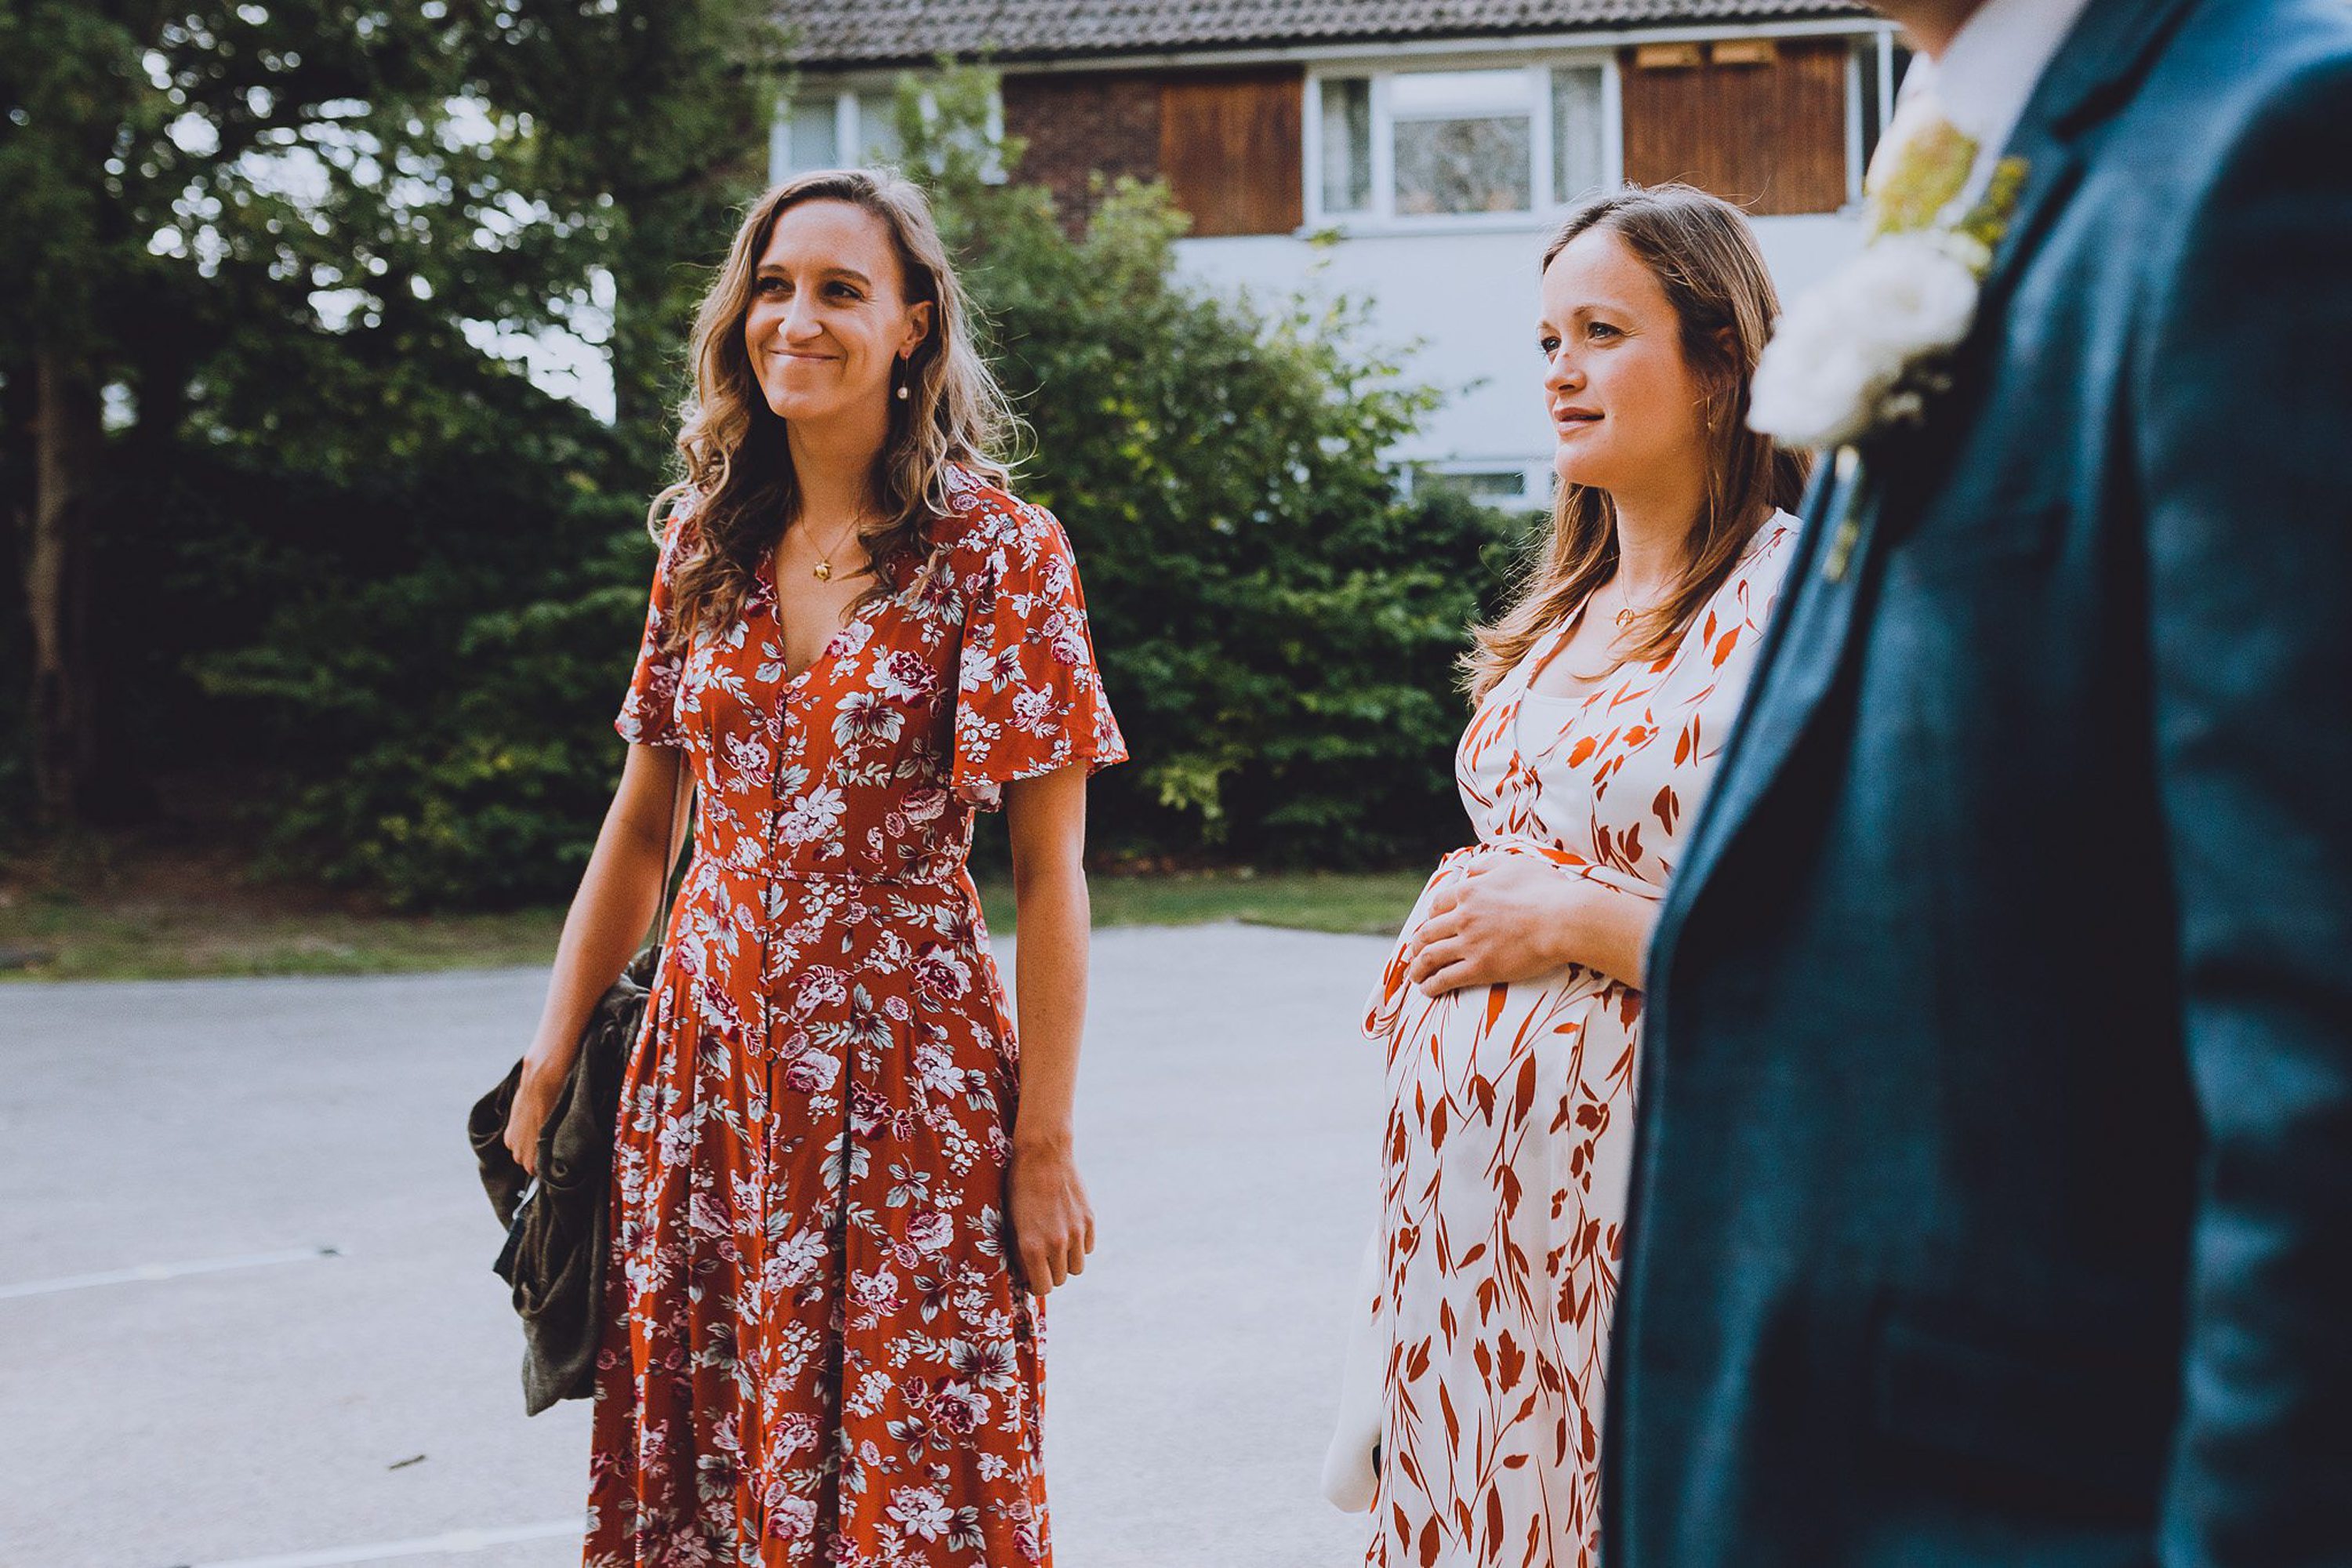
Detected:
[770,1,1906,504]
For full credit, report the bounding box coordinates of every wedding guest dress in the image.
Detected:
[586,463,1124,1567]
[1355,515,1793,1568]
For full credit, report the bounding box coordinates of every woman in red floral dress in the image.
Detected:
[503,169,1124,1565]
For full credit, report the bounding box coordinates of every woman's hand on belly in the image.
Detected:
[1403,854,1653,996]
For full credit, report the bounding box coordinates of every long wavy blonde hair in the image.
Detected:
[650,169,1015,652]
[1464,184,1810,702]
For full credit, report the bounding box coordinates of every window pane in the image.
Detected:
[857,89,903,165]
[1394,115,1531,214]
[1389,68,1531,117]
[1319,78,1372,212]
[789,97,839,172]
[1421,466,1530,504]
[1552,66,1606,202]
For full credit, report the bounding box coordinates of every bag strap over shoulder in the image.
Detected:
[651,747,693,947]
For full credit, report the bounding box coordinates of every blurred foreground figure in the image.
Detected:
[1614,0,2352,1563]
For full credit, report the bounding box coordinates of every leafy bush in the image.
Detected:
[168,395,656,909]
[909,71,1528,866]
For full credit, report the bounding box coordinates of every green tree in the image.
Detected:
[0,0,786,822]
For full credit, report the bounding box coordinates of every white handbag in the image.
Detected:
[1320,1225,1388,1512]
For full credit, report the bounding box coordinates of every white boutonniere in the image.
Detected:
[1749,141,2030,451]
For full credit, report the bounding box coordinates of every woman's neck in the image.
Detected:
[1606,470,1704,601]
[785,406,889,524]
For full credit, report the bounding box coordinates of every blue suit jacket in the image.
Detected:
[1611,2,2352,1563]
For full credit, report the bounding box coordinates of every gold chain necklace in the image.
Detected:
[1610,577,1668,630]
[804,513,867,582]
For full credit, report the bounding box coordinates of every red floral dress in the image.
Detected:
[586,463,1125,1567]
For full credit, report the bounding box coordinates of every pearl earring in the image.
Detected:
[895,359,910,401]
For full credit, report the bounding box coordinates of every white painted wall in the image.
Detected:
[1174,211,1865,493]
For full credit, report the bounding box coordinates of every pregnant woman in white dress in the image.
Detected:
[1327,186,1809,1568]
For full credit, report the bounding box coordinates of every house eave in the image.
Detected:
[783,11,1893,77]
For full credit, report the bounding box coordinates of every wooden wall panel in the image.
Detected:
[1002,72,1162,234]
[1619,38,1851,216]
[1159,68,1305,238]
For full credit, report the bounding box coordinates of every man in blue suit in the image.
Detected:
[1613,0,2352,1562]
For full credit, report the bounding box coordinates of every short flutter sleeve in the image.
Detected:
[951,501,1127,810]
[612,495,695,750]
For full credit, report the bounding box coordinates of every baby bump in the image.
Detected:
[1370,863,1647,1242]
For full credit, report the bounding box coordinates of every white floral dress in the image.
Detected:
[1357,517,1794,1568]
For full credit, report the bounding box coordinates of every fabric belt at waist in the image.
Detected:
[691,855,967,891]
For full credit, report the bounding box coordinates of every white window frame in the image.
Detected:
[1842,30,1907,209]
[1302,52,1623,236]
[1408,459,1552,511]
[1844,45,1865,209]
[770,77,1006,185]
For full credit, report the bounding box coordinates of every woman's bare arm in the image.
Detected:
[503,742,689,1174]
[1403,853,1657,996]
[1000,763,1097,1295]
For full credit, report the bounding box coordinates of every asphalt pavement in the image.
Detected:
[0,924,1392,1568]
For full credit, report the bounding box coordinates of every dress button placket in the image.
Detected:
[752,702,786,1481]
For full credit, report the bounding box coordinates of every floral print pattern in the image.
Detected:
[588,464,1124,1566]
[1359,517,1794,1568]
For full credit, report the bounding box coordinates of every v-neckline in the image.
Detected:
[756,546,885,689]
[1512,513,1794,715]
[1519,609,1617,706]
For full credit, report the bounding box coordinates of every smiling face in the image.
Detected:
[1538,225,1713,499]
[742,198,934,426]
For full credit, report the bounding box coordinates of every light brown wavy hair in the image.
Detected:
[1463,183,1810,702]
[650,169,1015,652]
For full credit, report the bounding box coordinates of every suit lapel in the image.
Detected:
[1652,0,2212,963]
[1654,447,1878,940]
[1969,0,2200,322]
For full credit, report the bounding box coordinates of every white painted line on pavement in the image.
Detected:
[174,1519,583,1568]
[0,1243,341,1300]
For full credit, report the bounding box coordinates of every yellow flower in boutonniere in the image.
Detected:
[1958,156,2031,254]
[1866,118,1980,239]
[1750,142,2033,450]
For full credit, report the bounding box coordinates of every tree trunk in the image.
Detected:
[28,344,100,824]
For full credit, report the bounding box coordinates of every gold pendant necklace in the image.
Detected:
[808,514,865,581]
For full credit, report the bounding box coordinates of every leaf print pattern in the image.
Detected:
[590,463,1124,1566]
[1357,516,1795,1568]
